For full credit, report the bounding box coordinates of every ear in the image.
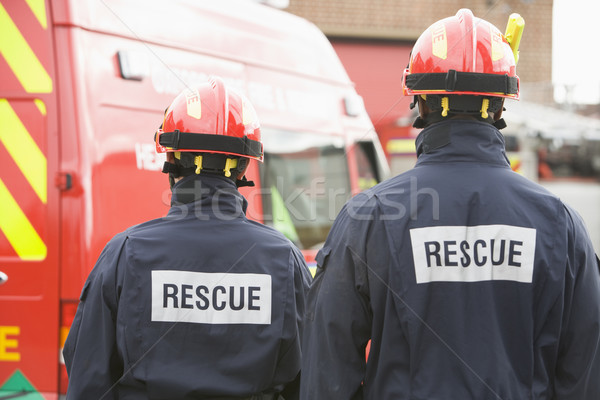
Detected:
[493,98,505,121]
[236,158,251,180]
[417,95,430,119]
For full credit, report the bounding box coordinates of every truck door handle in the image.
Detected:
[0,271,7,285]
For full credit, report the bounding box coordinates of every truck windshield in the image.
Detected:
[260,128,351,249]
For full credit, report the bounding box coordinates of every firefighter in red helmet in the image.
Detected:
[156,77,264,189]
[402,8,519,130]
[300,9,600,400]
[64,77,311,400]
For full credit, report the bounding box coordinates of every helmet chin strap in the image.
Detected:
[162,153,255,188]
[413,94,507,130]
[412,113,507,130]
[235,176,255,187]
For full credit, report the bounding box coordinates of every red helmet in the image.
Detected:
[156,77,263,162]
[402,9,520,99]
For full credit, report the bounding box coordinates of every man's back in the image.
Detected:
[65,175,311,399]
[301,120,600,399]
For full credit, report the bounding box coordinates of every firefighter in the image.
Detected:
[63,77,312,400]
[300,9,600,399]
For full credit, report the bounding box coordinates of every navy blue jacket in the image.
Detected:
[64,174,312,400]
[300,120,600,400]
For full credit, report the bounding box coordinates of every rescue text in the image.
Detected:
[151,270,272,324]
[410,224,536,283]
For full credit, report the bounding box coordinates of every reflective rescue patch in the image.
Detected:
[151,270,272,324]
[491,26,504,61]
[410,225,536,283]
[431,22,447,60]
[185,89,201,119]
[242,97,258,126]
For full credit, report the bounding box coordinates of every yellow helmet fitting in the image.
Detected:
[441,96,449,117]
[480,98,490,119]
[194,155,203,175]
[504,13,525,66]
[223,158,238,178]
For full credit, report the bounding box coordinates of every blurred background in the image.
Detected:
[278,0,600,252]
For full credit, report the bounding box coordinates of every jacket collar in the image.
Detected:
[168,174,247,218]
[415,119,511,168]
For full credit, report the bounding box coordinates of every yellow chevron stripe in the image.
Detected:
[25,0,47,29]
[0,178,47,261]
[0,3,52,93]
[0,99,47,204]
[34,98,46,115]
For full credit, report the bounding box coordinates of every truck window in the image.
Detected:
[356,141,380,191]
[260,128,350,249]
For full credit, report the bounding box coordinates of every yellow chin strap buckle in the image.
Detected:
[194,155,203,175]
[441,96,449,117]
[480,98,490,119]
[223,158,238,178]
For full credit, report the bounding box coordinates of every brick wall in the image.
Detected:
[286,0,554,104]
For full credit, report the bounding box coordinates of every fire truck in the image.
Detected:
[0,0,389,396]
